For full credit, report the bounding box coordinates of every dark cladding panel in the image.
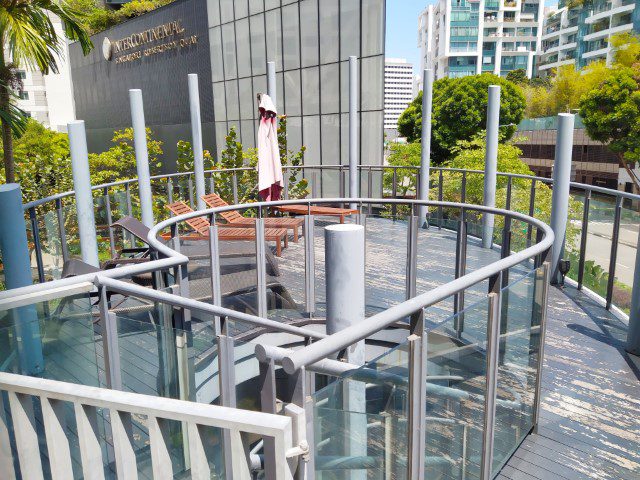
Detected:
[69,0,214,163]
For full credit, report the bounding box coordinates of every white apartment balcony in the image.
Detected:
[585,1,635,24]
[583,21,633,41]
[582,45,610,59]
[538,57,575,70]
[541,25,577,41]
[545,41,578,54]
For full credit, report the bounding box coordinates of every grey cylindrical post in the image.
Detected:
[68,120,100,267]
[325,224,365,364]
[349,56,359,210]
[129,89,154,227]
[325,223,365,475]
[549,113,575,284]
[267,61,277,107]
[188,74,206,210]
[482,85,500,249]
[418,69,433,224]
[0,184,44,374]
[626,228,640,354]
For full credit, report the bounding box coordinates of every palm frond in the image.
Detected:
[0,86,29,137]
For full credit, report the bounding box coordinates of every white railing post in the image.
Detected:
[188,74,206,211]
[68,120,100,267]
[549,113,575,284]
[482,85,500,249]
[349,56,359,210]
[418,68,433,225]
[129,89,154,227]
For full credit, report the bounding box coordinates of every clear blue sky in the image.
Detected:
[385,0,431,75]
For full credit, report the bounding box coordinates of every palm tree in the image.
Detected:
[0,0,92,183]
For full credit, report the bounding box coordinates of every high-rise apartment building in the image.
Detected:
[384,58,415,135]
[6,15,75,132]
[539,0,639,73]
[418,0,544,80]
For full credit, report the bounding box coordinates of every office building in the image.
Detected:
[539,0,639,73]
[418,0,544,80]
[384,58,415,136]
[69,0,385,181]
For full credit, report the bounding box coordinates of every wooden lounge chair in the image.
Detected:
[274,204,359,224]
[201,193,304,241]
[166,201,289,256]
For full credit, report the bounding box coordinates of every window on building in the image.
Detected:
[16,71,26,80]
[18,91,28,100]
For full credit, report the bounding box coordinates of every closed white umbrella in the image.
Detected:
[257,93,283,201]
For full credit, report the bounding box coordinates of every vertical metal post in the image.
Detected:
[209,223,222,331]
[391,169,398,217]
[480,272,502,480]
[217,318,237,480]
[188,74,206,211]
[349,56,359,210]
[418,69,433,225]
[454,215,467,335]
[304,215,316,317]
[407,310,427,479]
[283,169,290,200]
[461,171,467,203]
[482,86,500,249]
[626,226,640,354]
[0,184,44,375]
[577,190,591,289]
[526,179,536,247]
[129,89,154,227]
[232,172,239,204]
[29,207,46,283]
[259,358,278,479]
[255,218,268,318]
[549,113,575,284]
[606,196,622,309]
[55,198,69,263]
[209,173,215,194]
[167,178,174,207]
[103,187,116,259]
[311,171,319,199]
[68,120,100,267]
[99,286,122,390]
[532,262,551,432]
[406,216,419,300]
[125,183,135,247]
[187,176,195,210]
[437,169,443,229]
[367,167,373,215]
[267,61,277,107]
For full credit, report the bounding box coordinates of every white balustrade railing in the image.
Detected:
[0,371,302,480]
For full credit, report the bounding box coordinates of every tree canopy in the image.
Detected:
[579,66,640,189]
[397,74,526,163]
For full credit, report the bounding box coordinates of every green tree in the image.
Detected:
[382,142,421,198]
[89,127,163,185]
[506,69,528,85]
[579,66,640,191]
[610,32,640,68]
[0,119,73,202]
[397,74,526,162]
[0,0,92,183]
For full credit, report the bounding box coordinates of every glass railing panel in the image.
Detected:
[426,296,489,479]
[313,342,410,478]
[0,293,99,386]
[42,209,65,280]
[492,267,539,472]
[612,203,639,314]
[364,214,408,314]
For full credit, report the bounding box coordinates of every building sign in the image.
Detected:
[103,20,198,64]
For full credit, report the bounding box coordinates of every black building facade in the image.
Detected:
[69,0,214,169]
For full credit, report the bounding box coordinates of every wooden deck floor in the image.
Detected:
[34,216,640,479]
[497,286,640,480]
